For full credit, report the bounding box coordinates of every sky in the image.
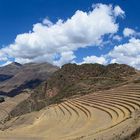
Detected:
[0,0,140,69]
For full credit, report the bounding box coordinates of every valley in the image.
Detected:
[1,82,140,140]
[0,63,140,140]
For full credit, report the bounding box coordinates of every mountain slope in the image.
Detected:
[0,62,22,82]
[1,71,140,140]
[0,62,59,96]
[45,63,136,103]
[9,63,137,117]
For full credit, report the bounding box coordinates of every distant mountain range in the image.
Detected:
[0,62,59,96]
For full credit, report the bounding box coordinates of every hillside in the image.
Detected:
[9,63,136,118]
[0,62,59,96]
[46,63,136,103]
[0,62,22,82]
[1,64,140,140]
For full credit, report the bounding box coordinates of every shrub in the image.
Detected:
[0,97,5,103]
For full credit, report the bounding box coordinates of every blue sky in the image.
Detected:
[0,0,140,68]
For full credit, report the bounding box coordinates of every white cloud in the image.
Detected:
[108,38,140,69]
[112,35,122,41]
[42,18,53,26]
[123,27,140,38]
[80,37,140,69]
[81,55,107,64]
[114,6,125,17]
[0,4,124,66]
[53,51,76,66]
[0,61,13,67]
[123,28,136,37]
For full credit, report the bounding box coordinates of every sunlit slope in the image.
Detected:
[1,82,140,140]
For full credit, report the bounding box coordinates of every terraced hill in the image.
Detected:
[1,74,140,140]
[0,63,140,140]
[9,63,136,118]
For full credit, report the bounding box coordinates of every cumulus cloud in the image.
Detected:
[80,37,140,69]
[114,6,125,17]
[0,3,124,66]
[108,38,140,69]
[53,51,76,66]
[112,35,122,41]
[123,27,140,37]
[81,55,107,64]
[123,28,136,37]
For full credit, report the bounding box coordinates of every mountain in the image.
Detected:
[0,62,22,82]
[1,63,140,140]
[9,63,137,117]
[45,63,136,103]
[0,62,59,96]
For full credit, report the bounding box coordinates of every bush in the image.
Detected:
[0,97,5,103]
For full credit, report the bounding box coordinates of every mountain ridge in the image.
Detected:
[0,62,59,96]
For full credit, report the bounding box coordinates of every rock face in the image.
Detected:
[0,62,59,96]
